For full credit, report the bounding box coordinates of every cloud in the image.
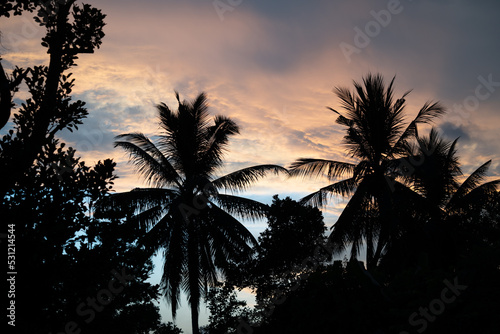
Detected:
[3,0,499,218]
[439,122,470,142]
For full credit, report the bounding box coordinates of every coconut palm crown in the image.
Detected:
[382,128,500,269]
[290,73,445,268]
[98,92,287,334]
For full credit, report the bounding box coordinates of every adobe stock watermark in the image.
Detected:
[3,15,44,53]
[133,64,166,106]
[443,74,500,127]
[340,0,409,64]
[2,0,69,53]
[400,277,467,333]
[212,0,244,21]
[49,267,135,334]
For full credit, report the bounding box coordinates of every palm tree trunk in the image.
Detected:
[370,175,394,269]
[191,304,200,334]
[188,221,201,334]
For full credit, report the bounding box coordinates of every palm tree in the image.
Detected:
[397,129,500,266]
[98,92,287,334]
[290,73,445,269]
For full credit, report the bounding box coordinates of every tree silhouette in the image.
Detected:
[0,0,39,16]
[257,196,326,273]
[154,322,184,334]
[290,73,445,269]
[202,282,257,334]
[98,92,287,334]
[253,260,389,334]
[1,5,168,333]
[234,195,326,305]
[0,134,164,332]
[383,129,500,269]
[0,0,106,193]
[0,60,25,129]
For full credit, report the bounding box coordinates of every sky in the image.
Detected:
[2,0,500,332]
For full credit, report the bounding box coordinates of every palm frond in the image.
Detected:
[460,180,500,204]
[197,236,219,298]
[445,137,460,172]
[289,158,355,181]
[156,93,212,177]
[212,164,288,192]
[300,177,358,208]
[450,160,492,205]
[448,176,499,213]
[127,205,166,231]
[157,102,179,137]
[212,193,269,220]
[414,101,446,124]
[161,217,187,319]
[136,213,174,255]
[333,87,356,113]
[116,133,182,186]
[95,188,175,219]
[327,181,370,255]
[391,102,446,156]
[328,107,354,127]
[199,115,240,175]
[115,139,180,188]
[186,204,257,284]
[206,204,258,248]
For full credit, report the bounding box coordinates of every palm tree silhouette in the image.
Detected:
[100,92,287,334]
[396,129,500,266]
[290,73,445,269]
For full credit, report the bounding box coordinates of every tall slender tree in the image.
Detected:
[290,73,445,269]
[98,92,287,334]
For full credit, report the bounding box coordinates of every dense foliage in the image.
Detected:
[1,2,168,333]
